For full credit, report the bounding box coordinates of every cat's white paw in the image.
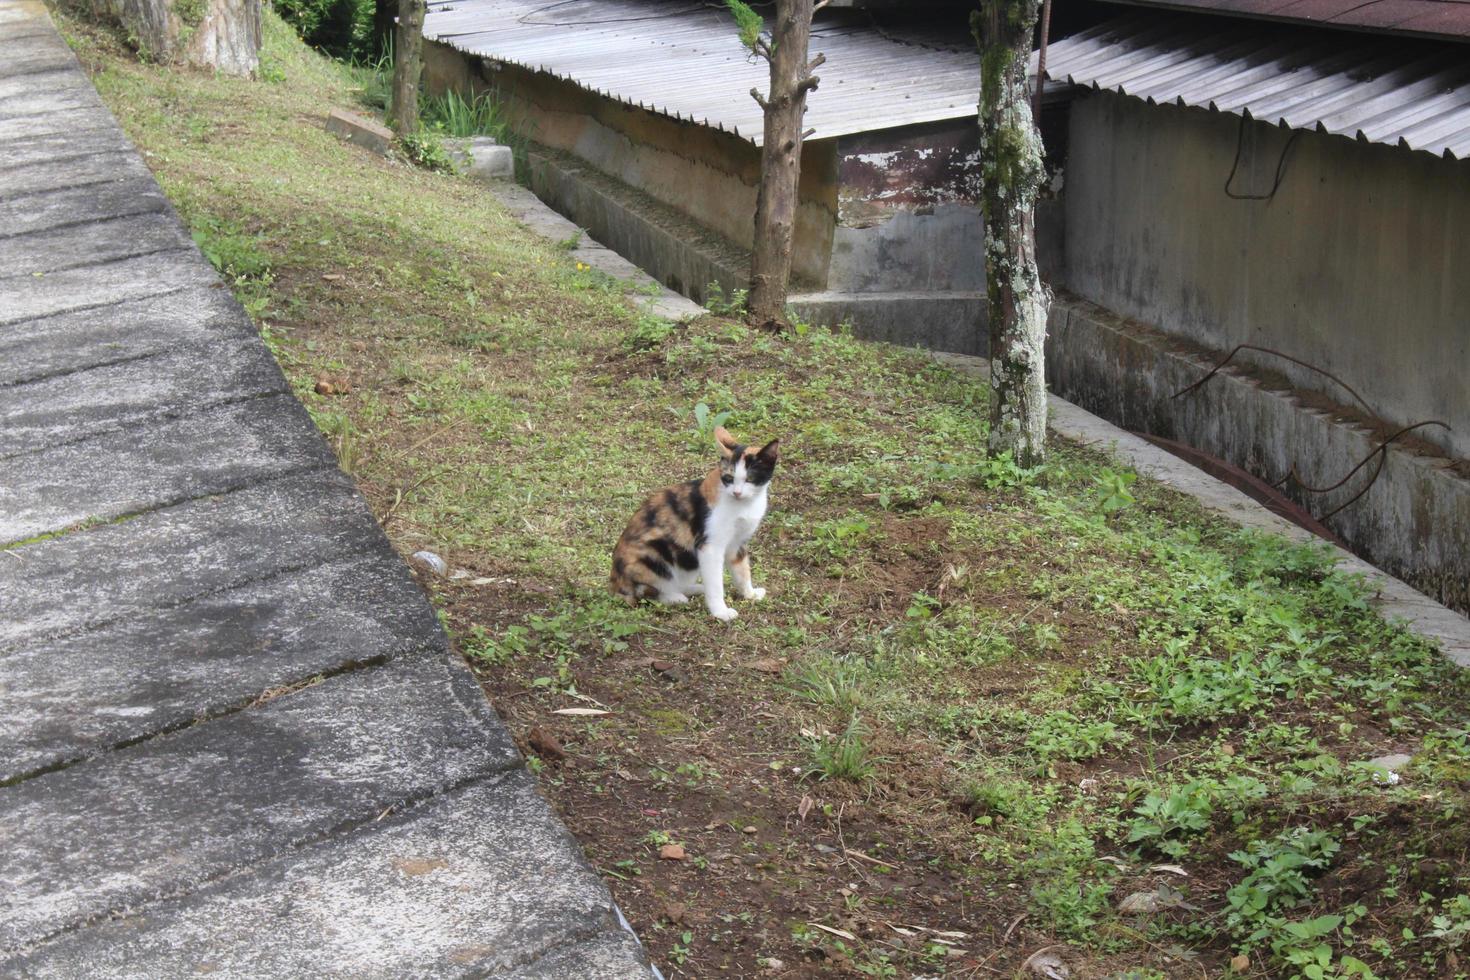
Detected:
[709,607,738,622]
[749,587,767,601]
[657,592,690,605]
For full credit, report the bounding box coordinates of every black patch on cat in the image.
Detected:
[743,454,776,486]
[640,555,672,580]
[649,538,676,564]
[612,554,626,576]
[664,488,688,522]
[686,479,710,545]
[675,547,700,571]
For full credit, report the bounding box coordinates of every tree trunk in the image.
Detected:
[975,0,1050,468]
[747,0,821,328]
[389,0,425,134]
[93,0,259,74]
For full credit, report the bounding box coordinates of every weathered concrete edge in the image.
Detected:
[483,178,705,323]
[934,352,1470,667]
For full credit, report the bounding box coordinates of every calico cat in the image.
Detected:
[610,427,779,622]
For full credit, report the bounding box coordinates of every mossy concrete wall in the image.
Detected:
[1064,91,1470,461]
[422,39,837,286]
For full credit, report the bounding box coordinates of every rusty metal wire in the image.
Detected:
[1172,343,1452,522]
[1172,343,1374,417]
[1318,420,1451,521]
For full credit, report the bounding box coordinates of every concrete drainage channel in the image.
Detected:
[934,354,1470,666]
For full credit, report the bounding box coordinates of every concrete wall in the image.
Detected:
[422,40,837,286]
[1049,294,1470,614]
[1064,91,1470,460]
[830,122,986,292]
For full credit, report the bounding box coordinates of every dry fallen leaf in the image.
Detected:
[551,708,610,717]
[797,794,814,821]
[806,923,857,942]
[1150,863,1189,876]
[321,273,345,282]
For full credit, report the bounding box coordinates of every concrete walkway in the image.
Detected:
[0,2,649,976]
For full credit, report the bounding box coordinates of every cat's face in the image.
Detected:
[714,427,779,502]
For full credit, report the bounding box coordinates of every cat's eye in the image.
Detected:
[721,474,734,485]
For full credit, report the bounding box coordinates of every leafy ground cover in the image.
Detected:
[62,11,1470,976]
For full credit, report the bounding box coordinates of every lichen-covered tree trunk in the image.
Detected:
[975,0,1050,467]
[91,0,259,74]
[389,0,425,134]
[747,0,821,328]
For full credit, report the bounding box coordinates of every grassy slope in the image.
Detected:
[65,12,1470,978]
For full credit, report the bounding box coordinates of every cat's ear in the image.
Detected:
[714,426,740,458]
[756,438,780,464]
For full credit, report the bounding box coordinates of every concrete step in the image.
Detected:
[0,79,102,120]
[0,550,441,783]
[0,338,287,458]
[0,104,113,141]
[0,249,222,326]
[0,211,194,279]
[0,149,152,200]
[0,469,380,648]
[0,175,169,238]
[0,652,518,952]
[0,31,77,80]
[0,285,252,387]
[1,394,334,543]
[3,770,648,978]
[0,128,139,174]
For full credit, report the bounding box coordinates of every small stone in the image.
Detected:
[1369,753,1413,770]
[314,380,335,396]
[742,825,758,834]
[659,844,686,861]
[526,726,565,763]
[762,957,786,973]
[1230,954,1251,972]
[663,901,687,923]
[410,551,447,575]
[1220,743,1236,756]
[1118,890,1160,914]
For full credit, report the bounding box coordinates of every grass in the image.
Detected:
[65,10,1470,977]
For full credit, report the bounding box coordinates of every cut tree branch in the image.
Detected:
[750,87,770,109]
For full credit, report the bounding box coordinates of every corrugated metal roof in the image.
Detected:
[422,0,981,145]
[1101,0,1470,43]
[1042,13,1470,159]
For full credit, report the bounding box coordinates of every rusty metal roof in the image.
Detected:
[1041,13,1470,159]
[1101,0,1470,42]
[422,0,981,145]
